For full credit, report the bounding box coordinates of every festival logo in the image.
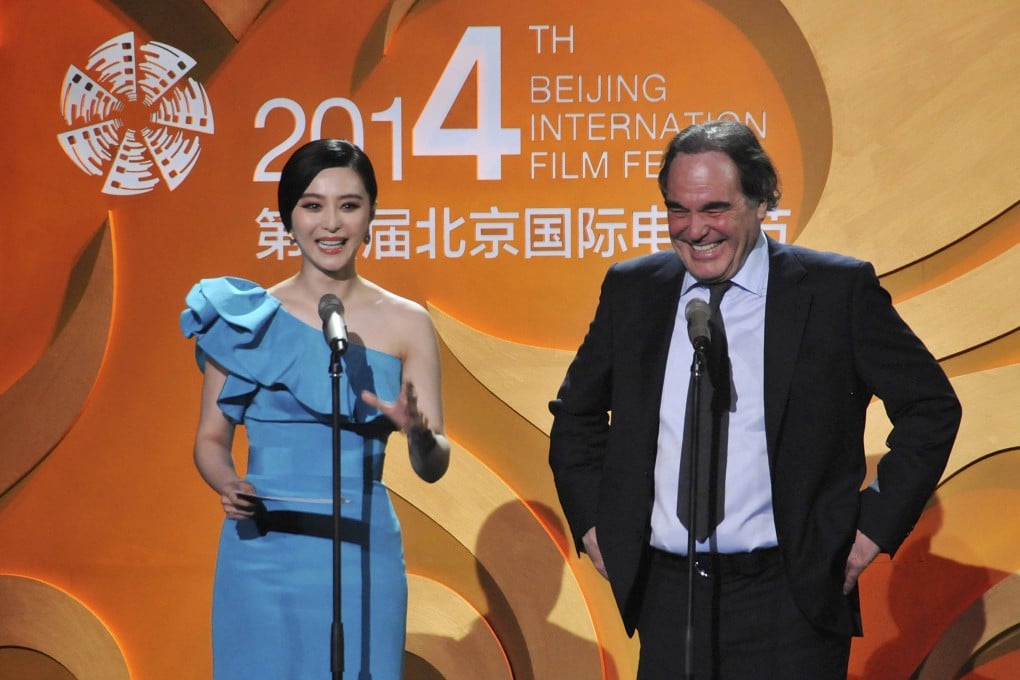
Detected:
[56,32,214,195]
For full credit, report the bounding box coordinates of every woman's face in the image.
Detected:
[289,166,373,277]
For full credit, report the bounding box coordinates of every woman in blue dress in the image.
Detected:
[182,139,450,679]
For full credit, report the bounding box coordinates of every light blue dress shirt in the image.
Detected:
[650,231,779,555]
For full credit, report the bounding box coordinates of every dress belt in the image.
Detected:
[650,546,781,578]
[250,506,369,546]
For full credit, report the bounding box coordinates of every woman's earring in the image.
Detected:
[287,232,296,243]
[363,234,371,245]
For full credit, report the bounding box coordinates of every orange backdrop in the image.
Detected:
[1,1,1018,678]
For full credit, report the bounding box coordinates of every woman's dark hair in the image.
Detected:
[277,139,378,231]
[657,120,781,211]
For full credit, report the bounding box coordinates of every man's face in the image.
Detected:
[663,151,767,283]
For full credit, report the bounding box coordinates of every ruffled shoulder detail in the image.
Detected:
[181,276,280,346]
[180,277,401,424]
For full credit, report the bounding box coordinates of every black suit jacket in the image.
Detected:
[548,240,961,636]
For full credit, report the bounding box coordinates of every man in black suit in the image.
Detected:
[548,121,961,678]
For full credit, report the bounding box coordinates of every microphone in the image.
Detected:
[685,298,711,351]
[317,294,348,353]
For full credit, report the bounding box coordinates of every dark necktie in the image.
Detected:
[677,282,732,543]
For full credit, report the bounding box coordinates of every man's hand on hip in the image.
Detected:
[843,530,881,594]
[582,526,609,579]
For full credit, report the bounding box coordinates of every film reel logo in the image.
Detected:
[57,32,215,195]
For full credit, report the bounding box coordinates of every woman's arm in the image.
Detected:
[362,304,450,483]
[193,359,255,517]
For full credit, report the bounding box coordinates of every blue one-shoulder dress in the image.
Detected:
[181,277,406,679]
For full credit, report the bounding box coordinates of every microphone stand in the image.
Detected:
[684,346,708,680]
[329,340,347,680]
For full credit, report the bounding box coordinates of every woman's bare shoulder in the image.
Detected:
[365,281,429,322]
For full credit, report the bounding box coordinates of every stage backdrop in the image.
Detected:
[1,1,1018,678]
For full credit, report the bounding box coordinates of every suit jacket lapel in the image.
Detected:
[635,246,812,464]
[763,241,811,464]
[638,254,685,447]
